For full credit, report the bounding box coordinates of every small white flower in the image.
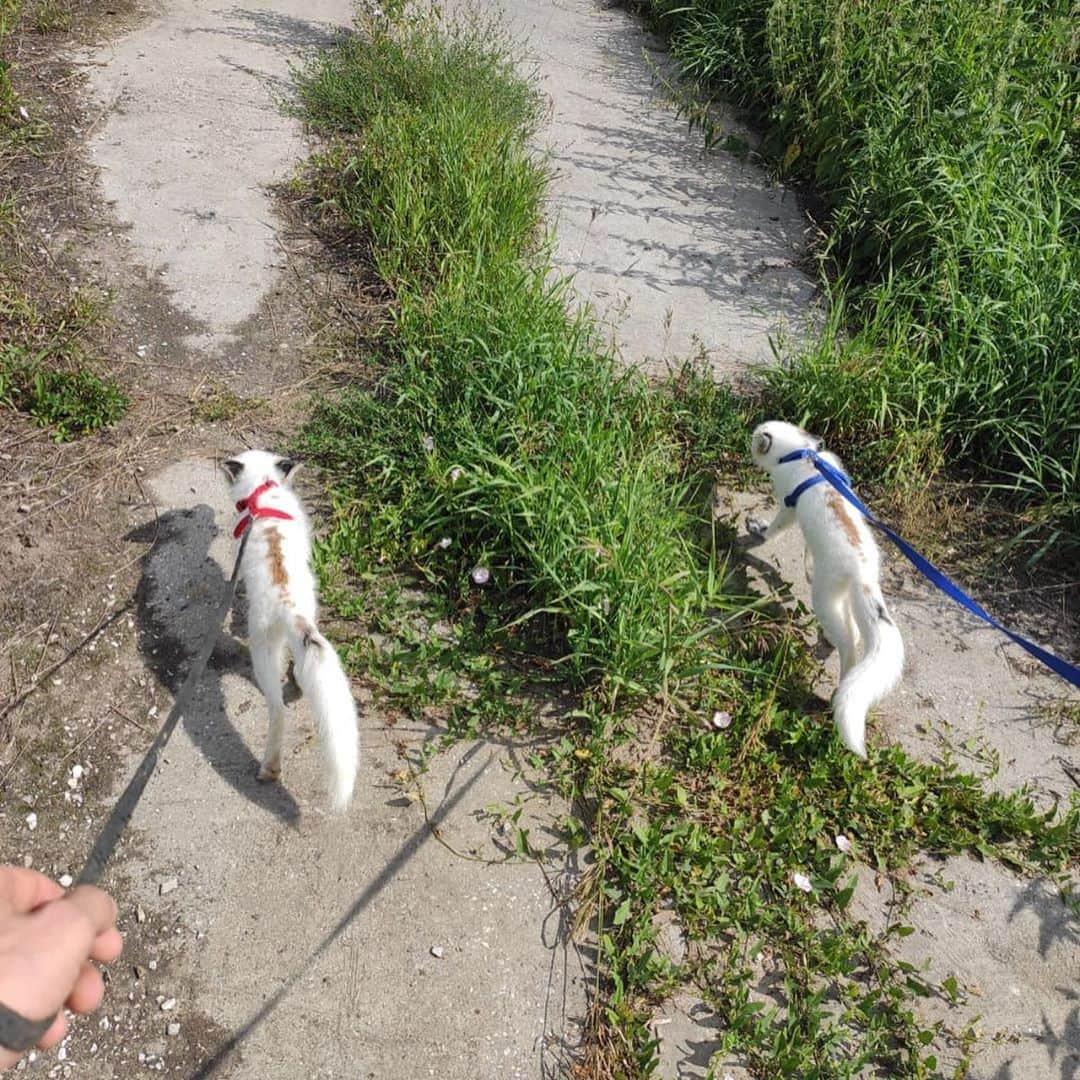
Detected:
[792,872,813,893]
[471,566,490,585]
[437,537,452,550]
[421,434,435,453]
[449,466,464,483]
[711,710,732,730]
[835,834,852,854]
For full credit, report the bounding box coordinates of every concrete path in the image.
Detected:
[82,1,350,354]
[130,463,582,1080]
[65,2,587,1076]
[500,0,818,375]
[498,4,1077,1074]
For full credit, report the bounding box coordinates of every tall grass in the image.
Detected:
[638,0,1079,548]
[299,12,708,690]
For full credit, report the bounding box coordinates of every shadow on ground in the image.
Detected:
[127,507,300,825]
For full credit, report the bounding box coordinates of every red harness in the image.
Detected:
[233,479,294,538]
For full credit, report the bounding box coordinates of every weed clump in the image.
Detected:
[299,10,704,688]
[0,3,128,439]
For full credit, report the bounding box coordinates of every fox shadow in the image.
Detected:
[127,506,300,825]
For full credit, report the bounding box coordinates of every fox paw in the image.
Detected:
[257,761,281,783]
[739,516,769,546]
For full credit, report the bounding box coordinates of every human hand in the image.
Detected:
[0,867,123,1070]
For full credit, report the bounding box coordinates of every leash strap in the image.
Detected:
[1,524,253,1052]
[776,448,1080,690]
[0,1002,53,1053]
[76,527,251,887]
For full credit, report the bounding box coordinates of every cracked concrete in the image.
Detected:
[499,0,819,376]
[80,2,350,353]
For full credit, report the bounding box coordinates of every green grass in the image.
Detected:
[0,0,20,120]
[298,10,706,689]
[0,2,128,439]
[634,0,1079,556]
[296,7,1079,1076]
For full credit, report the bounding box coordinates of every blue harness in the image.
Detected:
[776,448,1080,691]
[783,470,849,508]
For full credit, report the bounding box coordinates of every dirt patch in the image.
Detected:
[0,3,363,1072]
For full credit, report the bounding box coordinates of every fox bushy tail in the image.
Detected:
[286,616,358,811]
[832,584,904,757]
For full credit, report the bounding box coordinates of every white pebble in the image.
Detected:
[25,812,37,831]
[430,945,445,959]
[160,998,177,1012]
[59,874,73,888]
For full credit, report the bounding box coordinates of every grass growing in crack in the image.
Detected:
[632,0,1080,558]
[297,7,1079,1076]
[0,2,128,439]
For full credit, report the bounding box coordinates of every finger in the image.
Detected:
[60,886,119,939]
[65,963,104,1015]
[35,1009,67,1051]
[33,885,119,956]
[90,926,124,965]
[0,866,64,916]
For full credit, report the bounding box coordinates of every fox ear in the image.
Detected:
[221,458,243,482]
[276,457,300,483]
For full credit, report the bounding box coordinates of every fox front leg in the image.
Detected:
[746,504,795,544]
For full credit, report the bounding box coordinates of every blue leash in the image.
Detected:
[777,448,1080,691]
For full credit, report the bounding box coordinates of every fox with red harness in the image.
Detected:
[223,451,359,811]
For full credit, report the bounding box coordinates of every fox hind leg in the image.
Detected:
[250,627,287,782]
[811,575,859,677]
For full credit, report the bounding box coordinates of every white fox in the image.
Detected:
[222,450,358,810]
[747,421,904,757]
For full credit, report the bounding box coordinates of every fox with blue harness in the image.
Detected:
[747,420,1080,759]
[747,421,905,757]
